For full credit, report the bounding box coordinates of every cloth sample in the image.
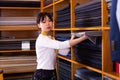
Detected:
[73,31,102,44]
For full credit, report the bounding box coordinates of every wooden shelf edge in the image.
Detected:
[0,50,35,53]
[53,27,102,31]
[0,38,36,42]
[0,25,38,31]
[0,7,40,10]
[103,71,120,79]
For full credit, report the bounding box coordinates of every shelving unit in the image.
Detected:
[0,1,40,79]
[0,69,3,80]
[40,0,120,80]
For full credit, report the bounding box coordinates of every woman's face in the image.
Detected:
[38,16,53,32]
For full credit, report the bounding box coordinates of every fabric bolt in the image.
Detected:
[55,31,71,40]
[74,31,102,44]
[110,0,120,62]
[74,68,102,80]
[74,37,102,69]
[56,4,70,15]
[75,0,101,12]
[104,76,115,80]
[56,13,70,22]
[75,37,101,51]
[56,23,70,28]
[105,0,112,25]
[56,4,70,28]
[0,17,36,25]
[75,17,101,27]
[0,40,35,50]
[44,0,52,6]
[75,3,101,13]
[0,1,40,7]
[58,59,71,80]
[75,0,101,27]
[75,9,101,19]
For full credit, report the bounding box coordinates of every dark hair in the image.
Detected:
[37,12,53,24]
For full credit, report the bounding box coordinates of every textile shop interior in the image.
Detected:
[0,0,120,80]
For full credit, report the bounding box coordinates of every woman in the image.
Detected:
[32,12,87,80]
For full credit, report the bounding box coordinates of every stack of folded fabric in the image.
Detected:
[0,0,40,7]
[74,31,102,69]
[104,76,115,80]
[105,0,112,25]
[56,4,70,28]
[73,31,102,44]
[75,0,101,27]
[44,0,52,6]
[75,67,102,80]
[58,59,71,80]
[0,40,36,50]
[55,31,71,40]
[0,17,36,26]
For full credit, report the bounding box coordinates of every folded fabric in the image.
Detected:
[75,67,101,80]
[75,0,101,11]
[0,1,40,7]
[0,17,36,25]
[73,31,102,44]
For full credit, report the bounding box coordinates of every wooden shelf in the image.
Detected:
[0,7,40,10]
[0,50,35,53]
[0,38,36,42]
[53,28,71,31]
[71,27,102,31]
[0,25,38,31]
[103,71,120,79]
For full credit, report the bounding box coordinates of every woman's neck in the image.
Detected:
[41,31,49,36]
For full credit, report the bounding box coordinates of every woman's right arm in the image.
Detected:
[69,34,88,47]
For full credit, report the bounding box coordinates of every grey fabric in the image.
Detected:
[0,17,36,25]
[75,0,101,27]
[73,31,102,44]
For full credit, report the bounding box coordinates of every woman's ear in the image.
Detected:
[37,24,41,28]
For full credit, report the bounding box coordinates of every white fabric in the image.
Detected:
[58,48,70,56]
[116,0,120,32]
[35,34,70,70]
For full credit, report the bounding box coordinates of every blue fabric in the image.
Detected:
[56,4,70,28]
[74,38,102,69]
[57,59,71,80]
[75,67,102,80]
[75,0,101,27]
[110,0,120,62]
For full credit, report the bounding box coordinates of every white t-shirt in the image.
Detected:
[35,34,70,70]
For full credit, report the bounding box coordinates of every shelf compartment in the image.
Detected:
[57,55,102,74]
